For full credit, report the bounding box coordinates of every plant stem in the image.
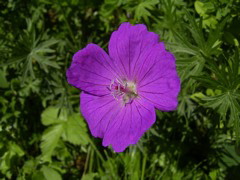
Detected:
[141,154,147,180]
[88,137,105,162]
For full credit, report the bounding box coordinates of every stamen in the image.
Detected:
[109,78,138,105]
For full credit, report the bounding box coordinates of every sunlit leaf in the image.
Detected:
[41,165,62,180]
[62,113,89,145]
[41,106,67,126]
[41,124,64,162]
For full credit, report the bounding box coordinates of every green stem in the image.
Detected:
[83,146,91,175]
[88,137,105,162]
[141,154,147,180]
[89,147,93,173]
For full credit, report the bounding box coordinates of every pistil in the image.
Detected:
[109,79,138,104]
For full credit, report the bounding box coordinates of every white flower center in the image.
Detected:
[109,79,138,105]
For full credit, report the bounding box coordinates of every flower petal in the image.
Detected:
[80,92,120,138]
[102,98,156,152]
[67,43,117,96]
[137,46,181,111]
[80,92,156,152]
[108,22,159,79]
[133,43,166,83]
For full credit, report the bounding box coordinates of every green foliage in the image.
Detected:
[134,0,159,22]
[3,21,59,81]
[41,107,89,162]
[194,49,240,143]
[194,1,217,28]
[1,0,240,179]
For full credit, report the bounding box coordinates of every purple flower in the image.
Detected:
[66,23,180,152]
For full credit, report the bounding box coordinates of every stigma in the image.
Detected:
[109,79,138,105]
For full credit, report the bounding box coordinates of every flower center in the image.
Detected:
[109,79,138,105]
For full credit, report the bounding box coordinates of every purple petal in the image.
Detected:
[137,46,181,111]
[80,92,156,152]
[80,92,120,138]
[102,98,155,152]
[133,43,166,83]
[108,22,159,80]
[66,43,117,96]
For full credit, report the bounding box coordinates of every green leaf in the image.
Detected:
[32,171,47,180]
[220,144,240,168]
[41,165,62,180]
[0,55,26,67]
[41,107,67,126]
[19,79,41,97]
[9,142,25,157]
[190,92,206,102]
[35,39,59,53]
[41,124,64,162]
[0,142,25,177]
[194,1,205,16]
[203,16,218,29]
[6,25,59,80]
[0,69,9,88]
[81,173,98,180]
[62,113,89,145]
[21,159,36,175]
[134,0,158,22]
